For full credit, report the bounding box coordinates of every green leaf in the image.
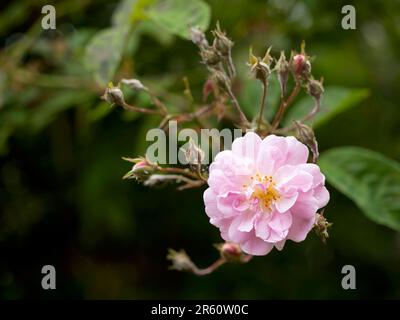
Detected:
[112,0,138,26]
[283,86,369,128]
[112,0,155,26]
[147,0,211,39]
[319,147,400,231]
[84,0,154,86]
[84,27,129,86]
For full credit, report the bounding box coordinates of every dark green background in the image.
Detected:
[0,0,399,298]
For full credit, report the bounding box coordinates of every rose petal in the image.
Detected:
[232,132,262,159]
[241,234,274,256]
[287,214,315,242]
[275,194,298,213]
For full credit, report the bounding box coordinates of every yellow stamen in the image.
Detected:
[245,174,280,211]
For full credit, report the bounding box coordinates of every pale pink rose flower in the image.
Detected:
[203,132,329,256]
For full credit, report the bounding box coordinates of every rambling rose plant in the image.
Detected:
[102,23,332,275]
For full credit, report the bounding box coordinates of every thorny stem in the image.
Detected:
[271,82,301,130]
[257,81,268,131]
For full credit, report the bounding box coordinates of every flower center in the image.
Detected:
[243,174,280,211]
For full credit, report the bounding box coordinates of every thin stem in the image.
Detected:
[159,104,216,130]
[177,179,206,190]
[144,174,196,187]
[278,97,321,134]
[271,82,301,130]
[225,85,249,127]
[227,54,236,78]
[257,81,268,131]
[190,258,226,276]
[122,102,162,115]
[301,98,320,122]
[160,167,202,180]
[147,91,168,115]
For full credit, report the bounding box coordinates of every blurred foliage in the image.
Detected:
[283,86,370,128]
[320,147,400,231]
[1,0,400,299]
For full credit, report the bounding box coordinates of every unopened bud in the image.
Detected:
[200,48,221,66]
[314,212,332,243]
[248,47,271,83]
[101,82,125,106]
[307,78,324,100]
[184,138,205,165]
[133,159,152,171]
[218,242,243,262]
[190,27,208,48]
[251,61,270,83]
[122,157,154,180]
[293,121,319,162]
[121,78,148,92]
[291,53,311,80]
[212,23,233,56]
[276,51,290,95]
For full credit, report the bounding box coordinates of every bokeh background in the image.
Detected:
[1,0,400,299]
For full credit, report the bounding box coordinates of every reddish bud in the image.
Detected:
[202,79,214,101]
[292,53,311,79]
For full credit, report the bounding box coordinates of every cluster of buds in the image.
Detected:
[290,42,324,117]
[122,155,206,190]
[191,23,234,73]
[191,23,249,127]
[212,23,234,58]
[245,41,324,132]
